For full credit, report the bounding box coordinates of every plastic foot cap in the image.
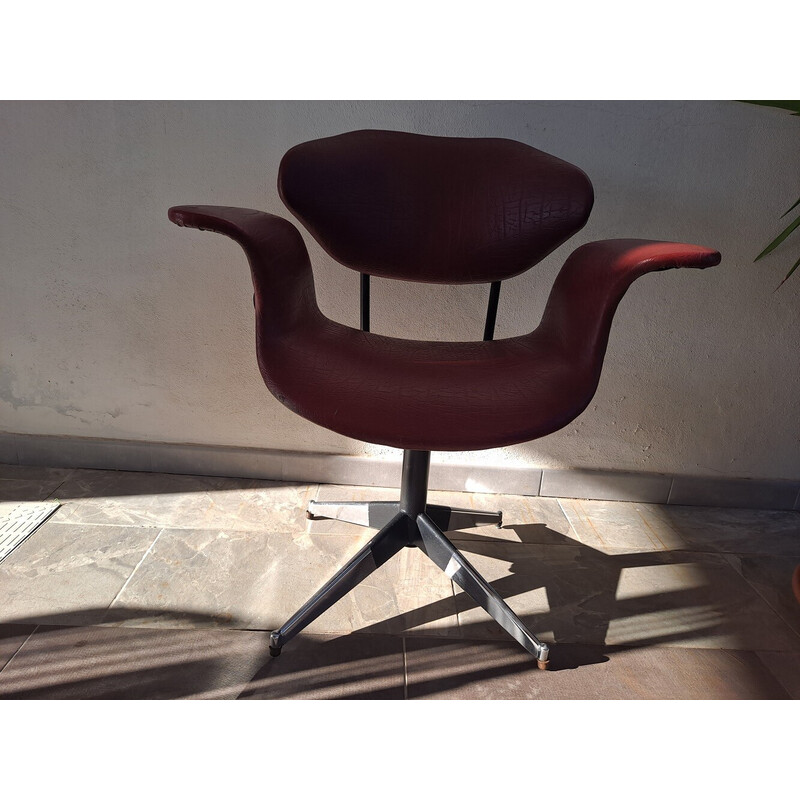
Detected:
[269,645,282,657]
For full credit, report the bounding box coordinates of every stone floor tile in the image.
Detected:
[0,624,274,699]
[724,554,800,639]
[0,624,37,673]
[0,476,69,503]
[431,490,577,545]
[449,540,800,652]
[203,476,316,533]
[558,499,691,553]
[660,506,800,557]
[49,468,315,532]
[0,464,73,482]
[238,633,405,699]
[755,651,800,699]
[0,522,162,626]
[404,638,790,700]
[105,526,459,637]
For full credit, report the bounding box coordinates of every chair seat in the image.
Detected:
[261,315,592,451]
[167,205,719,453]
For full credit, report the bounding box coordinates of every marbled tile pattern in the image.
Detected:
[660,505,800,557]
[404,638,790,700]
[0,522,161,626]
[450,541,800,652]
[0,624,274,699]
[104,526,459,636]
[0,477,68,503]
[0,465,798,699]
[49,468,316,533]
[0,624,36,672]
[0,466,73,508]
[559,500,800,557]
[722,553,800,638]
[755,651,800,699]
[238,633,406,700]
[0,465,72,481]
[0,626,406,700]
[557,499,690,553]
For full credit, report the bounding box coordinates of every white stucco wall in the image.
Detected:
[1,100,798,480]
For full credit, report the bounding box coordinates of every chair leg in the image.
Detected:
[425,503,502,531]
[307,499,400,529]
[415,513,550,668]
[269,512,410,655]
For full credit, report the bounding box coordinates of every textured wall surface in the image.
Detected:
[1,100,798,480]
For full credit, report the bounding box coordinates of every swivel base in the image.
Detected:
[270,452,550,669]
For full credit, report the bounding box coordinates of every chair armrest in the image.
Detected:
[168,205,318,335]
[168,205,305,263]
[565,238,721,280]
[540,238,721,360]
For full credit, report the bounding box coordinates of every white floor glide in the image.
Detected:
[0,501,60,563]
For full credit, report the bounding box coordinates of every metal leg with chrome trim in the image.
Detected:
[275,450,550,667]
[306,500,399,529]
[415,513,550,669]
[425,504,503,531]
[269,512,410,656]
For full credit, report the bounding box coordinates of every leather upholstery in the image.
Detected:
[278,130,595,283]
[169,190,719,451]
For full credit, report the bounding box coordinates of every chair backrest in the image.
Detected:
[278,129,594,285]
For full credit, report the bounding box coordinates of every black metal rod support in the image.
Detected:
[360,273,370,332]
[483,280,502,341]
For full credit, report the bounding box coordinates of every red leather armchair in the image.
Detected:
[169,130,720,667]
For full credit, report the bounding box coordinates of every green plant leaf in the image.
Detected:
[782,196,800,218]
[741,100,800,115]
[754,213,800,261]
[773,254,800,291]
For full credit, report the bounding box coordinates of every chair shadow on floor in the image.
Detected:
[0,599,786,700]
[355,520,741,660]
[1,515,794,699]
[0,607,422,700]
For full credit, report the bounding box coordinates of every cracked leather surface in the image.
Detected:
[168,132,720,451]
[278,130,595,283]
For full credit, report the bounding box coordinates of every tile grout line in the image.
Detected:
[753,651,799,699]
[555,496,583,543]
[104,527,167,613]
[43,470,75,502]
[0,624,40,678]
[718,553,800,646]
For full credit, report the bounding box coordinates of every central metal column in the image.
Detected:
[399,449,430,520]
